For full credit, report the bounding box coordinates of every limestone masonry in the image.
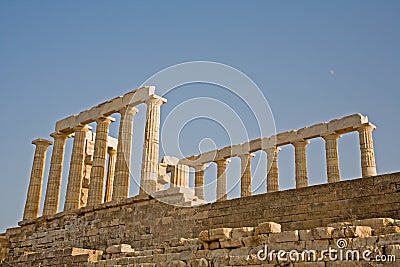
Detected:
[1,86,399,266]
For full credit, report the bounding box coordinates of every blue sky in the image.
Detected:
[0,1,399,232]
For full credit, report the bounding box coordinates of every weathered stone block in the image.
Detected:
[106,244,134,254]
[254,222,281,235]
[352,218,394,229]
[269,230,299,243]
[168,260,187,267]
[219,238,242,248]
[231,227,254,238]
[344,226,372,238]
[241,236,257,247]
[209,228,232,241]
[312,227,334,239]
[209,241,220,250]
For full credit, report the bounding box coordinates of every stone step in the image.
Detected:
[151,187,207,207]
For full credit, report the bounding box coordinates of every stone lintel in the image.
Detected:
[55,86,155,133]
[178,113,370,167]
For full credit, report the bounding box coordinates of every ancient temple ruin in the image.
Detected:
[1,86,399,267]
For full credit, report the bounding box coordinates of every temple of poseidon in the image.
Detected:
[1,86,399,266]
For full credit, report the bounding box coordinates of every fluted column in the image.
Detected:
[23,138,52,220]
[194,165,206,200]
[292,140,310,188]
[112,106,138,200]
[323,133,341,183]
[357,123,377,177]
[266,147,281,193]
[43,132,69,215]
[239,153,255,197]
[104,148,117,202]
[171,164,190,188]
[216,158,230,202]
[140,95,167,195]
[87,116,115,206]
[64,125,91,211]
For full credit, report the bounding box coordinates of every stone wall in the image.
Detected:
[3,172,400,265]
[3,218,400,266]
[0,234,10,263]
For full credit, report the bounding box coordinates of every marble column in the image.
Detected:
[43,132,69,215]
[239,153,255,197]
[104,148,117,202]
[292,140,310,188]
[140,95,166,195]
[323,133,341,183]
[112,106,138,200]
[216,159,230,202]
[171,164,190,188]
[23,138,52,220]
[64,125,91,211]
[194,165,206,200]
[357,123,377,177]
[266,147,281,193]
[87,116,115,206]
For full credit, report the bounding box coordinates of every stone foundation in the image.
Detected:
[2,172,400,266]
[3,217,400,266]
[0,234,10,263]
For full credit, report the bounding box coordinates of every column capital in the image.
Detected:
[146,94,167,106]
[194,164,208,171]
[32,138,52,147]
[119,105,139,115]
[322,133,342,141]
[215,158,231,165]
[107,147,117,156]
[264,146,282,154]
[95,116,115,124]
[291,140,310,147]
[238,153,255,161]
[50,132,70,140]
[73,124,92,132]
[357,123,376,132]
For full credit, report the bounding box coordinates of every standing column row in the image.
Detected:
[23,139,52,220]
